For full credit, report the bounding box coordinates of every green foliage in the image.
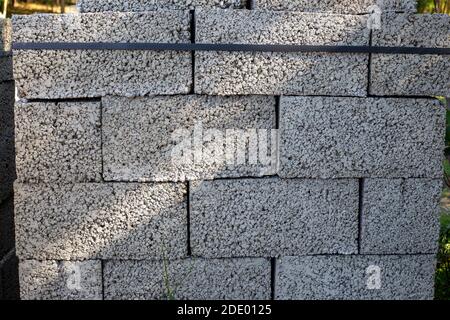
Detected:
[435,213,450,299]
[418,0,450,13]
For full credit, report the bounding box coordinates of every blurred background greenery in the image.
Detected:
[0,0,449,300]
[1,0,77,17]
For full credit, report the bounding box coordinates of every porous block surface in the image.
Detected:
[14,183,188,260]
[19,260,102,300]
[104,258,271,300]
[0,18,11,51]
[371,14,450,96]
[12,12,192,99]
[195,9,369,96]
[103,95,276,182]
[275,255,436,300]
[255,0,417,13]
[361,179,442,254]
[78,0,248,12]
[279,96,444,178]
[15,101,102,183]
[191,178,359,257]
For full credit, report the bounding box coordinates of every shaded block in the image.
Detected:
[276,255,436,300]
[371,14,450,96]
[255,0,417,13]
[104,258,270,300]
[191,178,359,257]
[0,82,15,202]
[279,96,444,178]
[361,179,442,254]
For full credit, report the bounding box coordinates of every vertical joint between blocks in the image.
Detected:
[270,257,276,300]
[358,178,365,254]
[187,181,192,256]
[190,9,196,94]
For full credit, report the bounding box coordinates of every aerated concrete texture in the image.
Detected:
[14,183,188,260]
[78,0,248,12]
[361,179,442,254]
[19,260,102,300]
[255,0,417,13]
[0,82,15,203]
[195,9,370,96]
[371,13,450,97]
[103,95,276,182]
[12,12,191,99]
[279,96,445,179]
[191,178,359,257]
[0,18,11,51]
[104,258,271,300]
[275,255,436,300]
[15,101,102,183]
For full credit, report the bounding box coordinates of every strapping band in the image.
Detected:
[11,42,450,55]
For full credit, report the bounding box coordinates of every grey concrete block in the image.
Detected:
[0,196,14,257]
[19,260,102,300]
[15,101,102,183]
[0,54,13,82]
[275,255,436,300]
[195,9,369,96]
[78,0,248,12]
[12,12,191,99]
[0,82,15,203]
[0,18,11,51]
[279,96,444,178]
[14,183,188,260]
[361,179,442,254]
[191,178,359,257]
[0,250,19,300]
[255,0,417,13]
[371,14,450,96]
[104,258,271,300]
[103,95,277,182]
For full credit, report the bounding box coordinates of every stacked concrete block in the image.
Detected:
[195,9,370,96]
[104,258,271,300]
[15,102,102,183]
[13,12,192,99]
[102,95,277,181]
[254,0,417,13]
[77,0,248,12]
[15,183,187,260]
[275,255,436,300]
[190,178,359,257]
[370,13,450,96]
[13,1,448,300]
[19,260,102,300]
[279,96,445,179]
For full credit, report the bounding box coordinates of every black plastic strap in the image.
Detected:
[11,42,450,55]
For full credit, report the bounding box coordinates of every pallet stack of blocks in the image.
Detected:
[12,0,450,299]
[0,18,18,300]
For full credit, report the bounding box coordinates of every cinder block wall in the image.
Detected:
[0,18,19,300]
[12,0,449,300]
